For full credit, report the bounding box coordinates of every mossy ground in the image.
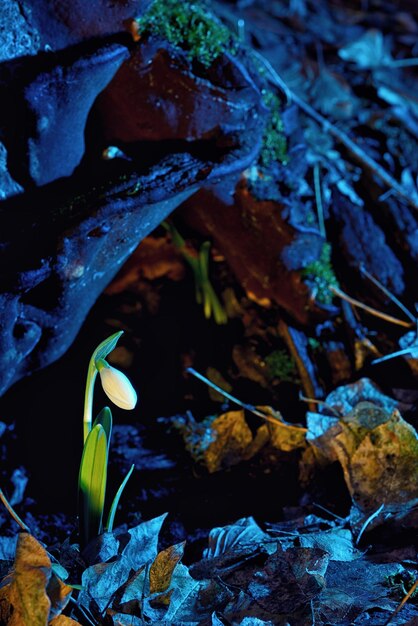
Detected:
[301,242,339,305]
[137,0,232,67]
[265,349,298,383]
[259,90,288,167]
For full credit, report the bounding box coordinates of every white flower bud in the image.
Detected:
[97,361,137,410]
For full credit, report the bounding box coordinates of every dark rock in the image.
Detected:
[97,38,265,143]
[382,195,418,264]
[0,41,129,187]
[0,1,40,62]
[0,143,23,199]
[0,0,152,60]
[331,190,405,296]
[0,2,268,394]
[0,96,266,396]
[0,150,254,394]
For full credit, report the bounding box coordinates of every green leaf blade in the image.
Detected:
[92,331,124,366]
[93,407,112,454]
[106,464,135,532]
[78,424,108,548]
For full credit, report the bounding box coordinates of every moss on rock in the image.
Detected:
[259,90,288,167]
[137,0,232,67]
[301,242,339,305]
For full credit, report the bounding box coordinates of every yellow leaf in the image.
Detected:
[204,410,254,473]
[257,406,307,453]
[0,533,51,626]
[308,402,418,514]
[149,542,185,595]
[0,534,73,626]
[177,406,307,473]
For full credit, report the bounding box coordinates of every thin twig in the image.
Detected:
[383,578,418,626]
[69,597,99,626]
[298,392,341,417]
[0,488,31,533]
[356,504,384,545]
[313,164,326,238]
[255,53,418,212]
[359,265,416,323]
[330,286,414,329]
[372,346,417,365]
[251,49,292,105]
[186,367,281,424]
[312,502,346,522]
[389,57,418,68]
[278,321,321,409]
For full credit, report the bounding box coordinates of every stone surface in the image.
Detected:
[0,14,268,394]
[97,38,264,143]
[0,0,152,60]
[3,41,129,186]
[331,191,405,296]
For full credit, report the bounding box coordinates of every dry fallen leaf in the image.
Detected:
[175,407,306,473]
[307,401,418,515]
[79,514,167,613]
[338,29,392,69]
[150,542,185,595]
[0,533,72,626]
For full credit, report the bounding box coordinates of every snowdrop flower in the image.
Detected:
[96,359,137,410]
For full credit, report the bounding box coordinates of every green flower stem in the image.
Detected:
[83,359,100,444]
[83,360,110,442]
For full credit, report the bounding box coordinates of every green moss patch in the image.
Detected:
[301,242,339,305]
[265,349,298,383]
[259,90,288,167]
[137,0,232,67]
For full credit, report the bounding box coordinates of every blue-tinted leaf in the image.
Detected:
[79,514,167,613]
[106,464,134,532]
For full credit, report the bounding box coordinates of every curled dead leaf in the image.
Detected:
[307,401,418,515]
[174,407,306,473]
[0,533,72,626]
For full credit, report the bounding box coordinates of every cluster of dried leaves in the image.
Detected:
[1,509,418,626]
[175,377,418,528]
[2,378,418,625]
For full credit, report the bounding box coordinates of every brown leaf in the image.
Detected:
[149,542,185,595]
[175,410,254,473]
[0,533,51,626]
[0,533,73,626]
[200,410,255,473]
[308,401,418,514]
[259,406,307,453]
[176,406,306,473]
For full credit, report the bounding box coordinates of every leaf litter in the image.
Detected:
[2,376,418,624]
[3,0,418,624]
